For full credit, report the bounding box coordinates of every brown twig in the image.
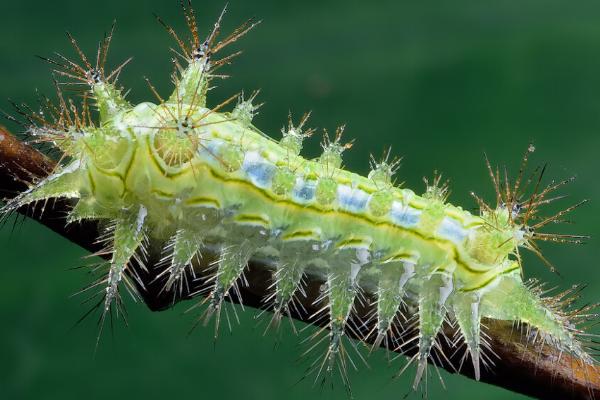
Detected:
[1,124,598,400]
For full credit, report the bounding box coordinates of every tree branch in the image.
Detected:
[1,125,598,400]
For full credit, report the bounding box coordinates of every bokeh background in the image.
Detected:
[1,1,600,399]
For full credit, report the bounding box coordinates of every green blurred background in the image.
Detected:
[1,1,600,399]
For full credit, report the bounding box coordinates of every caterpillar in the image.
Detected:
[1,1,597,398]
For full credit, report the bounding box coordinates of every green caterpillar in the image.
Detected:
[2,1,595,395]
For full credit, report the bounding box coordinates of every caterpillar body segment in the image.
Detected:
[2,2,595,393]
[371,257,415,350]
[268,239,309,329]
[103,205,148,312]
[451,291,483,380]
[157,229,203,296]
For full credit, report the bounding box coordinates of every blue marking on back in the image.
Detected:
[197,139,225,168]
[437,217,468,244]
[198,139,221,158]
[293,177,316,204]
[390,202,421,227]
[243,151,275,189]
[337,184,369,212]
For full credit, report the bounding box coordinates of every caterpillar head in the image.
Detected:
[470,145,588,271]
